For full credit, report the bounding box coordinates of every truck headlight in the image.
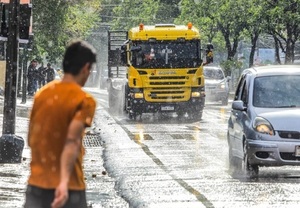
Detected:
[134,93,144,99]
[253,117,274,136]
[191,91,201,97]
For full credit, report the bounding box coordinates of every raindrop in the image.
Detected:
[51,166,56,172]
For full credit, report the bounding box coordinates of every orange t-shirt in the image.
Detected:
[27,80,96,190]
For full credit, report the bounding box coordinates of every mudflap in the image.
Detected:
[108,87,125,116]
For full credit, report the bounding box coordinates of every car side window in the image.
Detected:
[241,81,248,105]
[234,75,245,100]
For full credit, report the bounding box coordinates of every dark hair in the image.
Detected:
[62,39,97,75]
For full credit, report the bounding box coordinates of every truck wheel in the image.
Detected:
[196,111,203,120]
[129,112,137,120]
[177,110,185,118]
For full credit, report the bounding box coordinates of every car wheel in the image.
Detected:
[228,143,238,168]
[228,137,241,178]
[242,143,259,178]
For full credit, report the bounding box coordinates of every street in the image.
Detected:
[91,88,300,208]
[1,88,300,208]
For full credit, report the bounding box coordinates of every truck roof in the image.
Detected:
[128,23,200,41]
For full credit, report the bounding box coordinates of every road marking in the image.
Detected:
[117,121,215,208]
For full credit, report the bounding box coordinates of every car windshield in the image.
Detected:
[131,40,201,69]
[253,75,300,108]
[204,68,224,80]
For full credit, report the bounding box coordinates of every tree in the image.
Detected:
[156,0,181,23]
[265,0,300,64]
[32,0,101,63]
[112,0,159,30]
[175,0,225,63]
[176,0,246,66]
[243,0,266,67]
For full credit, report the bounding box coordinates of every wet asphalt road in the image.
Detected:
[92,88,300,208]
[0,94,128,208]
[2,88,300,208]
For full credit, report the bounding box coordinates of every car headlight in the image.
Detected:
[219,83,225,89]
[253,117,274,136]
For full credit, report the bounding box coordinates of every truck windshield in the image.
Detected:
[131,40,201,69]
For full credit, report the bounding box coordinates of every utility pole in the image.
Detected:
[0,0,24,163]
[21,45,28,104]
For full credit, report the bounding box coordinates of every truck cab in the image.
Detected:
[107,23,213,120]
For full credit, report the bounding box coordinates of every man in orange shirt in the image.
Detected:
[24,39,97,208]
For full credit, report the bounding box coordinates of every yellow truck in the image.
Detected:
[107,23,213,120]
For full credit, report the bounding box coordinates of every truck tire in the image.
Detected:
[129,112,137,120]
[195,111,203,120]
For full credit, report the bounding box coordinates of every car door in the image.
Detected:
[229,75,248,158]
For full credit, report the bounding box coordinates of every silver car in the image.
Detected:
[204,66,230,105]
[228,65,300,178]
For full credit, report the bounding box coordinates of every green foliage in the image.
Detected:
[112,0,159,30]
[220,60,243,76]
[32,0,101,64]
[111,0,181,30]
[28,0,300,69]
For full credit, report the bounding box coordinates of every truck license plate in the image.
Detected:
[161,106,174,111]
[295,146,300,157]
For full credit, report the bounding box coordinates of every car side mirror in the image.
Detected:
[232,100,246,111]
[226,76,231,81]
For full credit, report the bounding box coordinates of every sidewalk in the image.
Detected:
[0,95,128,208]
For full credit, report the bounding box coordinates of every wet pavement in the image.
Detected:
[0,94,128,208]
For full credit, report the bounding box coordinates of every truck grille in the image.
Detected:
[144,76,190,102]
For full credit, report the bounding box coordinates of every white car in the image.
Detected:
[204,66,230,105]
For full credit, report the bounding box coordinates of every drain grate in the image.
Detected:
[83,134,101,147]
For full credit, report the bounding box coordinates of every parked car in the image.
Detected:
[204,66,230,105]
[228,65,300,178]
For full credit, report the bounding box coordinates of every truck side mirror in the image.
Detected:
[205,43,214,64]
[121,44,127,65]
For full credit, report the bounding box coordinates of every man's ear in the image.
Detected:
[82,63,91,73]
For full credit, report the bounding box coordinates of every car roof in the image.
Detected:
[244,65,300,76]
[203,66,222,70]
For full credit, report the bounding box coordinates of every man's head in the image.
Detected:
[63,40,96,74]
[31,59,38,67]
[47,63,51,67]
[62,39,96,86]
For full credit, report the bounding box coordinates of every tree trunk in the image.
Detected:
[249,33,259,67]
[273,35,282,64]
[285,23,296,64]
